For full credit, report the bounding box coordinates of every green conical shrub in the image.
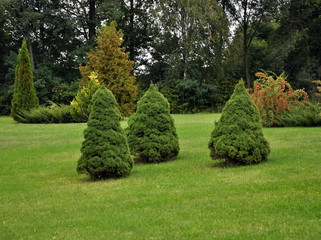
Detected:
[11,40,39,119]
[77,86,133,179]
[208,80,270,165]
[127,84,179,163]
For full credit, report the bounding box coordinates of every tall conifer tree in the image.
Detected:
[11,40,39,120]
[77,21,137,117]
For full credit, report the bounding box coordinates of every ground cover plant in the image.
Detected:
[0,114,320,239]
[127,84,179,163]
[14,102,73,124]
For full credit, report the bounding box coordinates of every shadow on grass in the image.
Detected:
[211,158,269,169]
[211,159,243,168]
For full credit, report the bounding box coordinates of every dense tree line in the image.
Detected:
[1,0,320,115]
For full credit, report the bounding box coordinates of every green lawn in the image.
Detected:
[0,114,320,240]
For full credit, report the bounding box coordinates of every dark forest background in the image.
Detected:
[1,0,320,114]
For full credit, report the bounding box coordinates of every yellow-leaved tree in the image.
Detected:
[71,21,137,121]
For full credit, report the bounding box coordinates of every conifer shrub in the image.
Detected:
[11,40,39,120]
[275,102,321,127]
[77,86,133,179]
[70,71,101,122]
[208,80,270,165]
[15,102,73,123]
[127,84,179,163]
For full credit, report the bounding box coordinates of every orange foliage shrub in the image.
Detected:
[251,71,309,126]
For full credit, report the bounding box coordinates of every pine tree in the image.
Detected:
[11,40,39,119]
[127,84,179,163]
[77,21,137,118]
[77,86,133,179]
[208,80,270,165]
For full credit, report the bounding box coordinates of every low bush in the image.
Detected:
[127,84,179,163]
[275,103,321,127]
[14,102,74,123]
[77,86,133,179]
[208,80,270,165]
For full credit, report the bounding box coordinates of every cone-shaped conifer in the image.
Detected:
[127,84,179,163]
[11,40,39,119]
[77,86,133,179]
[78,21,137,117]
[208,80,270,165]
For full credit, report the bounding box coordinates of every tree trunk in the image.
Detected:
[243,37,250,88]
[243,0,250,88]
[88,0,96,41]
[181,7,187,81]
[128,0,135,60]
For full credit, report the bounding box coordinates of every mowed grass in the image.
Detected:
[0,114,320,240]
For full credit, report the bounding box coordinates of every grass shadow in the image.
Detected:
[211,158,269,169]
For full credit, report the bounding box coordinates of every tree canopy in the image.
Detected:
[1,0,321,114]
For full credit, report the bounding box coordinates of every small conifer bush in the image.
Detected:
[77,86,133,179]
[208,80,270,165]
[127,84,179,163]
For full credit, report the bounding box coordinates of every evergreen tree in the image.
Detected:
[70,71,101,122]
[77,86,133,180]
[127,84,179,163]
[208,80,270,165]
[11,39,39,120]
[78,21,137,117]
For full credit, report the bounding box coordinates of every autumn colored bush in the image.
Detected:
[208,80,270,165]
[251,71,309,127]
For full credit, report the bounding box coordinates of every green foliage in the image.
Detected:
[14,102,74,124]
[275,103,321,127]
[78,22,137,117]
[127,84,179,163]
[11,40,39,120]
[70,72,101,122]
[208,80,270,165]
[77,86,133,179]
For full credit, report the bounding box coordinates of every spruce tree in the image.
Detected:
[11,40,39,119]
[208,80,270,165]
[127,84,179,163]
[77,86,133,179]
